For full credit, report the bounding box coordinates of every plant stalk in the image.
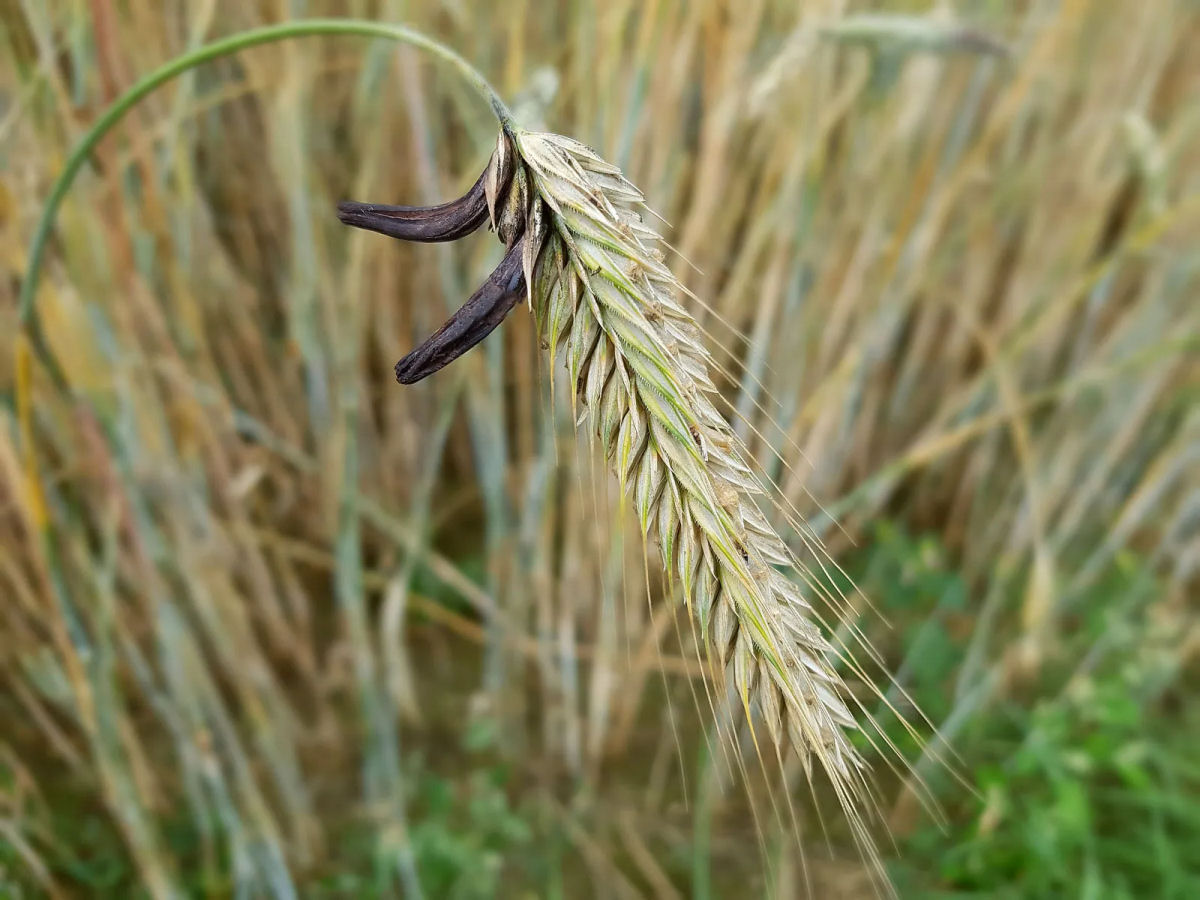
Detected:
[17,17,513,330]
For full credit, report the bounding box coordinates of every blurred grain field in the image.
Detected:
[2,1,1199,897]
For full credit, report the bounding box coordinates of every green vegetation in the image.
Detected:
[4,525,1193,897]
[862,527,1200,898]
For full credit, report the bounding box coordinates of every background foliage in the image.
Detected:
[1,0,1198,897]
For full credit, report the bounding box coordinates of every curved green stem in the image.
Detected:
[17,17,513,327]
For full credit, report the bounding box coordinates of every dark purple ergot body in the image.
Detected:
[336,170,489,244]
[392,238,526,384]
[338,137,531,384]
